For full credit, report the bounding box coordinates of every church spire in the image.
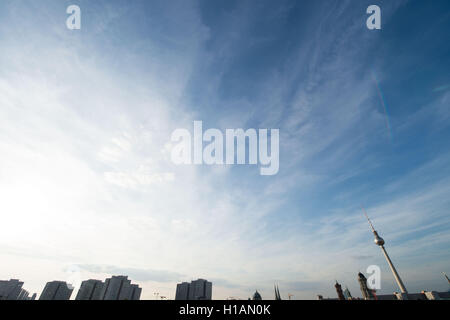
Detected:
[274,284,282,300]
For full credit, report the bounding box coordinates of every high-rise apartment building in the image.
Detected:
[0,279,23,300]
[175,279,212,300]
[39,281,73,300]
[335,281,345,300]
[188,279,212,300]
[98,276,141,300]
[175,282,190,300]
[358,273,375,300]
[0,279,36,300]
[75,279,104,300]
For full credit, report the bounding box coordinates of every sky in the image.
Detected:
[0,0,449,300]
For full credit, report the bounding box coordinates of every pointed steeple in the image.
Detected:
[343,286,352,300]
[274,284,282,300]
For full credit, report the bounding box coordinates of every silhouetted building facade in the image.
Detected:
[335,281,345,300]
[358,273,375,300]
[175,282,191,300]
[75,279,104,300]
[0,279,35,300]
[189,279,212,300]
[175,279,212,300]
[39,281,73,300]
[98,276,141,300]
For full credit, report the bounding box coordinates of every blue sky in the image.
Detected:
[0,0,449,299]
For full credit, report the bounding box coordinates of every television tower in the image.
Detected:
[364,210,408,294]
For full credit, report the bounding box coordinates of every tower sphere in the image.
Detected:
[373,232,385,246]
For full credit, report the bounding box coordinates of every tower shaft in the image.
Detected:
[380,245,408,294]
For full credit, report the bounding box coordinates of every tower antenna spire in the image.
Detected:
[362,206,375,232]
